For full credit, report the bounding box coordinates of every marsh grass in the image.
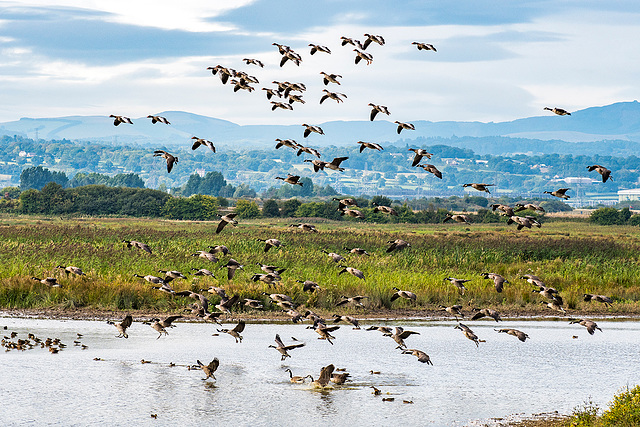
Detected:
[2,215,640,314]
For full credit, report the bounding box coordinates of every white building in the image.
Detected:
[618,189,640,202]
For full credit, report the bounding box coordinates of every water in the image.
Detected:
[1,317,639,426]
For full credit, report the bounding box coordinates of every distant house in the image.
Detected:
[618,189,640,202]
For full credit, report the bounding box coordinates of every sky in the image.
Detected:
[0,0,639,126]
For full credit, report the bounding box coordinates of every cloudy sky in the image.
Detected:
[0,0,639,126]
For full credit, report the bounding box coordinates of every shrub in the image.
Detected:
[600,385,640,426]
[162,194,219,220]
[262,199,280,217]
[235,199,260,218]
[590,207,626,225]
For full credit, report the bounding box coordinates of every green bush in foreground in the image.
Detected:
[568,385,640,426]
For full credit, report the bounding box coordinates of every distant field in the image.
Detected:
[1,215,639,316]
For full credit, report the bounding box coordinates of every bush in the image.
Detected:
[600,385,640,426]
[262,199,280,217]
[590,207,627,226]
[235,199,260,219]
[161,194,219,220]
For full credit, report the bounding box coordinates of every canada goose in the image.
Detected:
[310,324,340,345]
[543,188,570,199]
[391,287,417,302]
[319,72,340,85]
[284,308,303,323]
[495,328,529,342]
[471,308,502,322]
[222,259,243,280]
[302,124,324,138]
[191,137,216,153]
[262,88,281,100]
[202,312,224,325]
[439,305,464,320]
[532,286,561,302]
[336,295,369,307]
[320,89,347,104]
[270,334,305,360]
[408,148,433,166]
[338,265,365,280]
[109,115,133,126]
[310,44,331,55]
[507,215,538,231]
[402,349,433,364]
[153,150,178,173]
[304,310,326,327]
[371,385,382,395]
[271,101,294,111]
[303,159,326,172]
[544,107,571,116]
[123,240,152,254]
[207,245,231,256]
[191,251,219,263]
[279,49,302,67]
[216,213,238,234]
[354,49,373,65]
[521,274,546,287]
[340,36,364,49]
[444,277,470,294]
[297,280,321,292]
[331,372,351,385]
[150,315,182,339]
[310,364,335,389]
[257,238,283,253]
[372,203,397,216]
[175,290,209,312]
[133,274,168,286]
[454,323,483,347]
[332,314,360,329]
[491,204,515,217]
[192,268,215,277]
[150,283,176,295]
[463,183,494,193]
[56,265,85,276]
[256,263,287,276]
[184,303,205,317]
[215,294,240,314]
[345,247,370,256]
[362,33,385,49]
[275,175,303,186]
[587,165,613,183]
[290,223,318,232]
[242,58,264,67]
[570,319,602,335]
[108,314,133,338]
[356,141,384,152]
[326,157,349,171]
[262,292,294,305]
[340,208,365,219]
[514,203,545,213]
[197,358,219,380]
[368,103,390,121]
[296,146,321,158]
[583,294,613,307]
[147,115,170,125]
[394,121,415,134]
[443,214,472,225]
[384,326,420,349]
[285,368,307,383]
[481,272,508,293]
[274,138,300,151]
[206,65,233,83]
[332,197,358,209]
[217,320,245,343]
[243,298,264,309]
[288,94,305,104]
[366,326,393,335]
[417,164,442,179]
[412,42,437,51]
[542,299,566,314]
[387,239,410,253]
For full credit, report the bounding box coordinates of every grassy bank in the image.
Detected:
[1,215,640,315]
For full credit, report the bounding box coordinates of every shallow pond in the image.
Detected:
[1,316,638,426]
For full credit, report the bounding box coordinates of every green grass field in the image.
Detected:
[1,215,639,316]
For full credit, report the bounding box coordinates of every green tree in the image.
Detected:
[162,195,219,220]
[262,199,280,217]
[235,199,260,218]
[280,199,302,217]
[20,166,68,190]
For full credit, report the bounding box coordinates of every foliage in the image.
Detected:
[262,199,280,217]
[180,171,235,197]
[590,207,634,226]
[20,166,68,190]
[600,385,640,426]
[161,194,219,220]
[280,199,302,217]
[234,199,260,219]
[68,172,144,188]
[540,199,573,213]
[1,186,21,199]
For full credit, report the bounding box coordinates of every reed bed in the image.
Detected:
[1,215,640,315]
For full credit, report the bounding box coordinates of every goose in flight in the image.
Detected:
[309,44,331,55]
[587,165,613,183]
[369,103,390,121]
[242,58,264,67]
[443,214,472,224]
[197,358,220,380]
[275,174,303,186]
[320,89,347,104]
[153,150,178,173]
[387,239,410,252]
[147,115,170,125]
[362,34,385,49]
[357,141,384,152]
[340,36,363,49]
[191,137,216,153]
[543,188,570,199]
[408,148,433,166]
[269,334,305,360]
[302,124,324,138]
[544,107,571,116]
[217,320,245,343]
[496,328,529,342]
[394,121,415,134]
[109,115,133,126]
[418,164,442,179]
[463,183,494,193]
[108,314,133,338]
[354,49,373,65]
[216,213,238,234]
[402,348,433,364]
[123,240,152,254]
[320,72,341,85]
[412,42,437,52]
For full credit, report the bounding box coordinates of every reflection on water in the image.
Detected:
[1,317,639,426]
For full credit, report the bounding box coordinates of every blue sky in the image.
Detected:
[0,0,639,125]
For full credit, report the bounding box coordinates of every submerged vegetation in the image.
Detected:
[1,216,640,315]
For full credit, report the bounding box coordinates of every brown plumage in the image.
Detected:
[544,188,570,199]
[391,287,417,302]
[191,137,216,153]
[394,121,415,134]
[275,174,303,186]
[471,308,502,322]
[369,103,390,121]
[387,239,410,252]
[109,115,133,126]
[408,148,433,167]
[544,107,571,116]
[481,272,508,293]
[418,164,442,179]
[384,326,420,348]
[109,314,133,338]
[310,44,331,55]
[257,238,283,253]
[153,150,178,173]
[496,328,529,342]
[402,349,433,364]
[217,320,245,343]
[123,240,152,254]
[357,141,384,152]
[443,214,472,224]
[463,183,494,193]
[455,323,482,347]
[583,294,613,307]
[197,358,219,380]
[587,165,613,183]
[570,319,602,335]
[302,124,324,138]
[242,58,264,67]
[319,71,340,85]
[320,89,347,104]
[269,334,305,360]
[216,213,238,234]
[412,42,437,51]
[354,49,373,65]
[338,265,365,280]
[310,364,335,388]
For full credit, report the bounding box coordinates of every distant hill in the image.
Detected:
[1,101,639,153]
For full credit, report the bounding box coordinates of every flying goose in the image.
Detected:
[332,197,358,209]
[345,247,370,256]
[543,188,570,199]
[319,72,341,85]
[309,364,335,389]
[417,164,442,179]
[481,272,508,293]
[56,265,85,276]
[495,328,529,342]
[109,115,133,126]
[191,137,216,153]
[325,156,349,171]
[544,107,571,116]
[384,326,420,349]
[354,49,373,65]
[439,305,464,320]
[133,274,168,286]
[275,138,301,151]
[507,215,541,230]
[284,307,303,322]
[542,299,566,314]
[279,50,302,67]
[338,265,365,280]
[243,298,263,309]
[391,287,417,302]
[275,175,303,186]
[191,251,219,263]
[309,44,331,55]
[288,94,305,104]
[322,250,346,263]
[296,145,321,158]
[297,280,321,292]
[310,324,340,345]
[208,245,231,255]
[462,183,494,193]
[303,159,326,172]
[412,42,437,51]
[491,204,515,217]
[444,277,470,294]
[216,213,238,234]
[262,88,281,100]
[270,334,305,360]
[192,268,215,277]
[336,295,369,307]
[147,115,170,125]
[569,319,602,335]
[408,148,433,166]
[362,33,385,49]
[332,314,360,329]
[197,358,220,380]
[257,238,283,253]
[372,203,397,216]
[123,240,152,254]
[394,121,415,134]
[357,141,384,152]
[514,203,545,213]
[158,270,186,281]
[217,320,245,343]
[242,58,264,67]
[153,150,178,173]
[402,349,433,364]
[339,208,365,219]
[251,273,280,287]
[290,223,318,232]
[454,323,483,347]
[215,294,240,314]
[271,101,294,111]
[587,165,613,183]
[368,103,390,121]
[583,294,613,307]
[222,259,243,280]
[302,124,324,138]
[175,290,209,312]
[387,239,410,252]
[320,89,347,104]
[150,315,182,339]
[471,308,502,322]
[256,263,287,276]
[108,314,133,338]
